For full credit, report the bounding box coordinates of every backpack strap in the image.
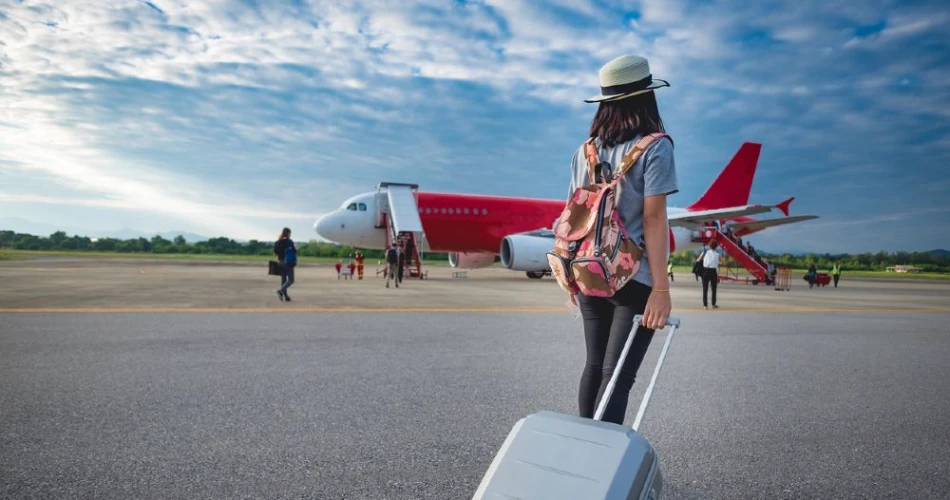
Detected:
[584,138,605,183]
[608,133,669,187]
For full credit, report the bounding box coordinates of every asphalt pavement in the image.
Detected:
[1,312,949,499]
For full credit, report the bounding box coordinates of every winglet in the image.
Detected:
[776,197,794,217]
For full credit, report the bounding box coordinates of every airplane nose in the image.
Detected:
[314,213,331,238]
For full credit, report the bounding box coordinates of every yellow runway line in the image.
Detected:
[1,307,949,314]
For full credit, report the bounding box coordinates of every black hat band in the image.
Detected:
[600,75,653,96]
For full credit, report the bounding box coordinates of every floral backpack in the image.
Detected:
[546,133,667,298]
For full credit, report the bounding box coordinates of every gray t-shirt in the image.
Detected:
[568,135,678,287]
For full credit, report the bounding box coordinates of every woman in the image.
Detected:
[698,239,721,310]
[273,227,296,301]
[568,54,677,425]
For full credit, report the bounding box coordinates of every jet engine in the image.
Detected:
[500,233,554,273]
[448,251,496,269]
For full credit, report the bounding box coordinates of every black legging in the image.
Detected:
[702,268,717,307]
[576,280,655,425]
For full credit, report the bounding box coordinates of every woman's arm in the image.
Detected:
[642,194,672,329]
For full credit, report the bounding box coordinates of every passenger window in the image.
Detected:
[347,203,357,211]
[358,203,366,211]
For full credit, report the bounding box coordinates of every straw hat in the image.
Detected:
[584,55,670,103]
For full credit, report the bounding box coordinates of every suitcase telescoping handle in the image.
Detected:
[593,315,680,432]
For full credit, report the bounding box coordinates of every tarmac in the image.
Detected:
[0,258,948,312]
[1,259,949,499]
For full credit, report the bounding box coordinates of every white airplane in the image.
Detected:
[314,143,818,280]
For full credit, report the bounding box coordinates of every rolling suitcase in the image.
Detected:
[472,315,680,500]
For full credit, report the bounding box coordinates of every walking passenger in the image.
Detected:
[397,242,406,284]
[698,238,721,310]
[274,227,297,302]
[385,243,399,288]
[566,54,677,425]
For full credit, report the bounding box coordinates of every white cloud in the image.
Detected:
[0,114,313,237]
[0,192,312,221]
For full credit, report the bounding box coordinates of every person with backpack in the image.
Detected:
[385,243,400,288]
[548,54,677,425]
[692,247,703,281]
[274,227,297,301]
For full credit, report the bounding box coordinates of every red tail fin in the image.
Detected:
[687,142,761,211]
[776,197,794,217]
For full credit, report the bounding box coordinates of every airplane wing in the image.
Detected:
[668,205,774,227]
[726,215,819,233]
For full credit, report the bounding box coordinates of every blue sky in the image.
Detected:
[1,0,948,253]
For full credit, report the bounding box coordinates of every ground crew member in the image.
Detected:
[335,260,342,279]
[667,261,674,282]
[831,262,841,288]
[355,251,364,280]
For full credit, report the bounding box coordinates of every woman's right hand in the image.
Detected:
[642,291,672,330]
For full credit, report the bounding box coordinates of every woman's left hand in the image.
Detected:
[643,291,672,330]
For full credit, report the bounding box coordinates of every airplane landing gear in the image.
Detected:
[525,271,547,279]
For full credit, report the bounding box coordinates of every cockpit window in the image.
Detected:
[347,203,357,211]
[358,203,367,211]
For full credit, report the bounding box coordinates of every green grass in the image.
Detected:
[802,269,949,279]
[668,264,948,280]
[0,249,449,266]
[3,251,946,278]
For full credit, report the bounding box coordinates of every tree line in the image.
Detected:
[668,249,949,273]
[0,231,448,261]
[1,230,947,272]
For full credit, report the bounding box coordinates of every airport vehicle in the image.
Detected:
[471,315,680,500]
[313,142,818,280]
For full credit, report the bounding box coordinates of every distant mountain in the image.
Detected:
[929,249,950,257]
[0,218,208,242]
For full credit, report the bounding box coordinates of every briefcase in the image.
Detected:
[472,315,680,500]
[268,260,282,276]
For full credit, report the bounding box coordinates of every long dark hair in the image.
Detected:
[279,227,291,240]
[588,91,665,148]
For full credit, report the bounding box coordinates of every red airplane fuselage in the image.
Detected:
[414,192,563,253]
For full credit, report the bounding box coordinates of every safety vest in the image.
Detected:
[831,264,840,276]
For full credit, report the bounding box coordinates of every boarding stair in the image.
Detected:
[701,228,770,285]
[375,182,428,280]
